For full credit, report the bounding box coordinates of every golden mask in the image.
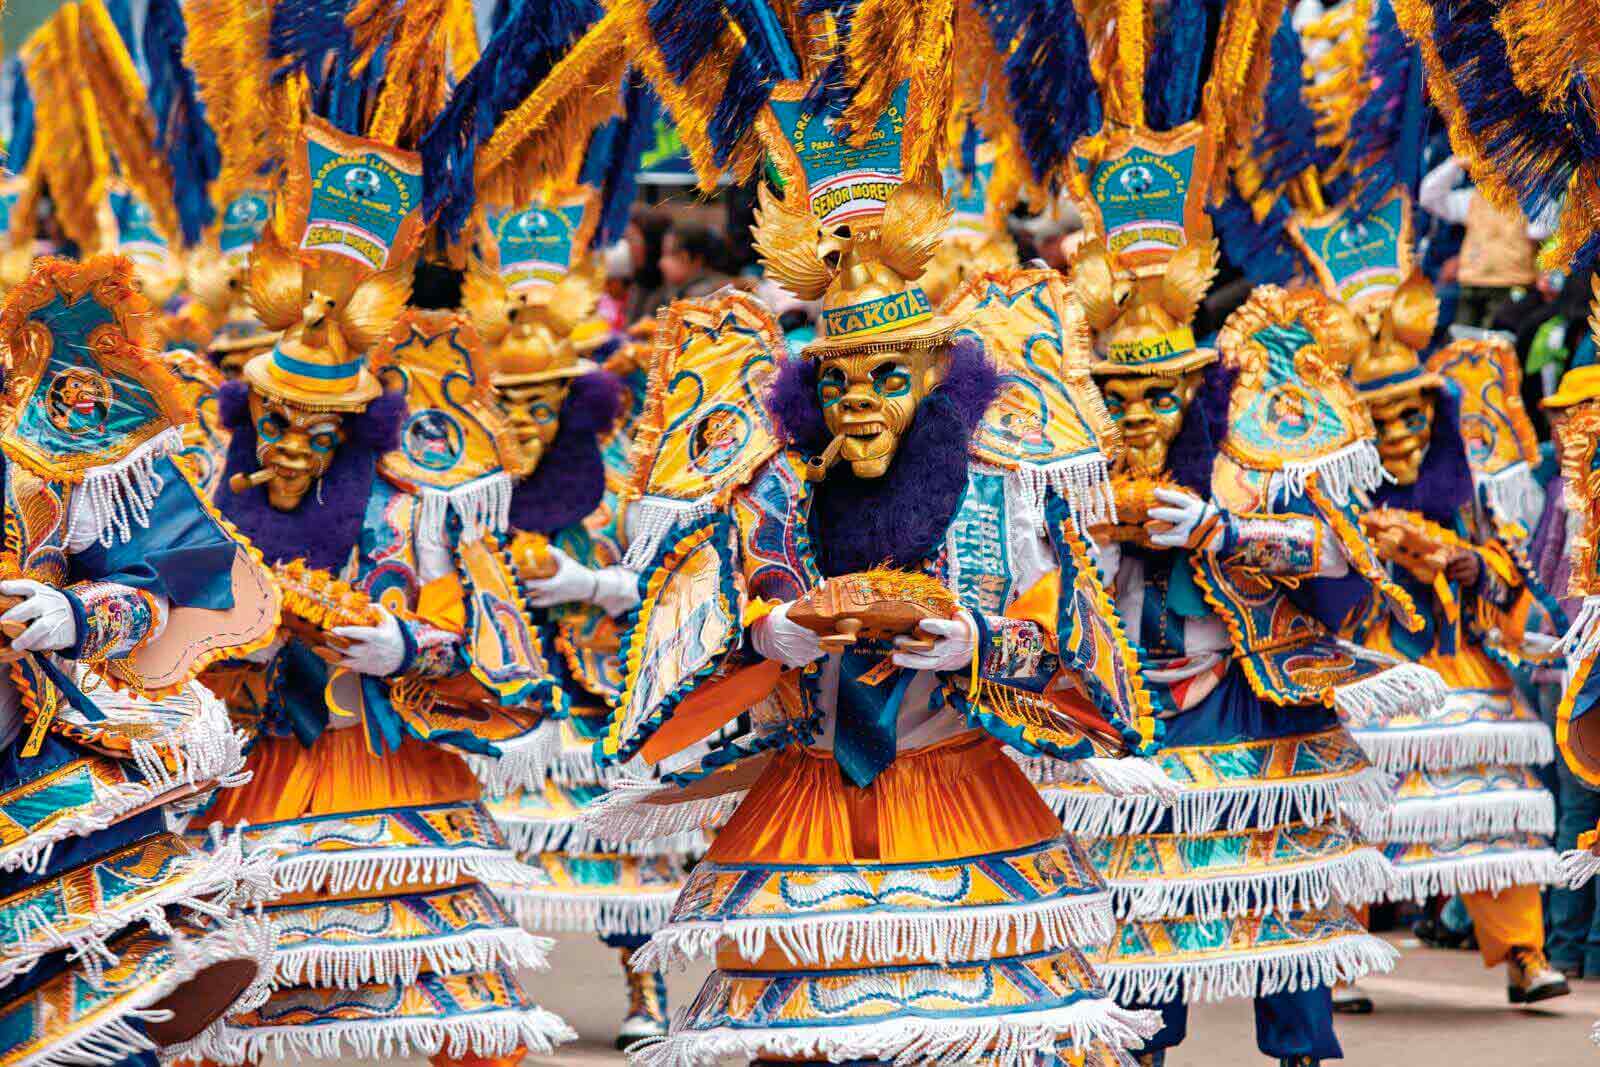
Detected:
[1099,372,1201,477]
[816,348,940,479]
[493,379,569,470]
[1370,386,1435,486]
[247,391,347,511]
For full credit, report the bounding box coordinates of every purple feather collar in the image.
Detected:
[767,339,1000,576]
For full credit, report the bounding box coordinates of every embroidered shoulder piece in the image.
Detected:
[1214,286,1382,507]
[622,290,785,569]
[0,256,191,483]
[1428,332,1543,529]
[945,267,1117,532]
[372,308,522,542]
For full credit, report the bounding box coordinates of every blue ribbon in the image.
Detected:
[833,649,913,788]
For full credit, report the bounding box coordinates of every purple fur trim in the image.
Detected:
[1372,384,1474,524]
[560,369,624,437]
[213,394,402,571]
[349,391,407,450]
[1168,361,1236,498]
[507,378,613,535]
[938,338,1002,429]
[806,347,998,576]
[768,358,828,452]
[809,393,971,576]
[217,380,251,430]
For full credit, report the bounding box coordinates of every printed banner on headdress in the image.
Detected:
[944,143,996,239]
[1069,124,1216,275]
[482,190,597,292]
[761,81,909,228]
[1288,189,1414,320]
[217,189,272,261]
[0,173,28,237]
[108,185,170,267]
[286,117,425,272]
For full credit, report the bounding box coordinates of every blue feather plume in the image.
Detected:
[1146,0,1216,131]
[418,0,603,236]
[143,0,221,244]
[6,61,34,177]
[970,0,1099,184]
[1210,190,1299,286]
[1424,0,1588,220]
[580,73,659,247]
[1254,10,1324,193]
[645,0,789,166]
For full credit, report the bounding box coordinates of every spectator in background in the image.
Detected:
[1420,155,1556,328]
[630,221,732,321]
[623,208,672,324]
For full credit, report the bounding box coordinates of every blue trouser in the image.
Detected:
[1548,753,1600,972]
[601,931,650,951]
[1137,986,1343,1061]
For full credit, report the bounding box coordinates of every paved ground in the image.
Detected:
[279,932,1600,1065]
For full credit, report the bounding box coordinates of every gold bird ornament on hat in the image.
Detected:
[463,258,606,471]
[1074,233,1221,377]
[246,229,412,383]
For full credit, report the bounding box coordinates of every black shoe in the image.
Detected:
[1413,916,1472,950]
[1278,1058,1320,1066]
[1332,983,1374,1014]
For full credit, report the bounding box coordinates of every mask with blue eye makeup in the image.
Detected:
[493,380,570,471]
[246,391,348,511]
[1097,371,1201,477]
[1370,387,1436,487]
[814,349,939,479]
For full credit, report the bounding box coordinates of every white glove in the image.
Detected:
[0,579,78,653]
[892,610,977,671]
[332,609,408,677]
[1147,488,1225,550]
[526,547,641,616]
[750,601,825,668]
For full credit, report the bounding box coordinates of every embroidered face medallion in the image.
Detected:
[493,380,568,470]
[816,348,939,478]
[1099,372,1201,476]
[248,391,346,510]
[1371,386,1434,486]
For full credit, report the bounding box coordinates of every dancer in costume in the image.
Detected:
[578,76,1173,1060]
[1050,262,1419,1064]
[457,191,696,1050]
[0,253,284,1067]
[183,113,573,1065]
[1341,273,1567,1004]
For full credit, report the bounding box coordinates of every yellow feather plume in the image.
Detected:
[245,228,308,333]
[21,6,111,253]
[183,0,290,206]
[750,183,832,301]
[477,11,628,201]
[76,0,180,250]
